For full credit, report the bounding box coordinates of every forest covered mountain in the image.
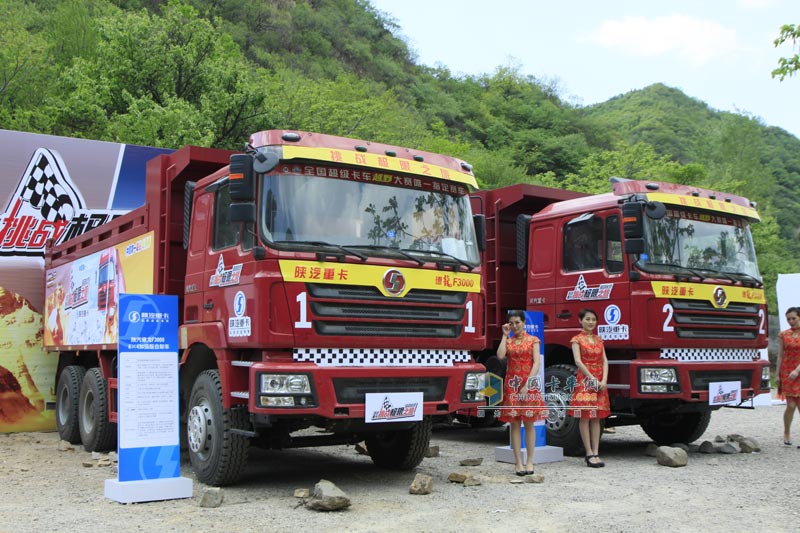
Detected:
[1,0,797,308]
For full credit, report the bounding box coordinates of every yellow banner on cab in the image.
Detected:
[279,260,481,298]
[651,281,765,308]
[646,192,759,221]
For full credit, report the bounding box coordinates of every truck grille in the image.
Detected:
[689,370,752,390]
[306,283,467,338]
[332,377,448,403]
[670,299,760,340]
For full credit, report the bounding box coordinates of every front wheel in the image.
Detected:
[186,370,249,486]
[543,364,585,456]
[78,368,117,452]
[641,411,712,445]
[366,416,432,469]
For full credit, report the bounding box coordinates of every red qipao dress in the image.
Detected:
[567,332,610,419]
[778,329,800,400]
[499,333,547,423]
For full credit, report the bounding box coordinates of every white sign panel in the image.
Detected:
[365,392,423,423]
[709,381,741,406]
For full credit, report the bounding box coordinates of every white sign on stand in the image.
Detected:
[105,294,192,504]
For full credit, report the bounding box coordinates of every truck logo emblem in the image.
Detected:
[209,256,243,287]
[382,269,405,296]
[712,286,727,308]
[566,275,613,301]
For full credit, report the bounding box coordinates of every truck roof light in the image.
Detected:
[645,182,659,190]
[385,150,397,157]
[461,162,473,172]
[282,132,301,142]
[691,191,699,197]
[413,155,424,162]
[750,201,757,208]
[709,194,716,200]
[355,145,368,152]
[724,198,732,202]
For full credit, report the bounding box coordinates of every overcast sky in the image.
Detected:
[370,0,799,138]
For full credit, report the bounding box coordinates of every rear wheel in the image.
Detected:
[641,411,712,444]
[56,365,86,444]
[543,364,585,456]
[187,370,249,486]
[366,416,432,470]
[78,368,117,452]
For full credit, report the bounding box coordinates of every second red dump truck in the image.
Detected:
[470,179,770,453]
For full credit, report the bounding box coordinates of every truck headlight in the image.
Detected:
[260,374,311,394]
[462,372,486,402]
[762,366,770,381]
[639,367,679,394]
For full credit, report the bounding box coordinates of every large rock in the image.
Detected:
[199,487,224,508]
[459,458,483,466]
[739,437,760,453]
[717,442,738,454]
[655,446,688,467]
[424,446,440,458]
[447,472,468,483]
[645,443,660,457]
[307,480,351,512]
[409,473,433,495]
[699,441,717,454]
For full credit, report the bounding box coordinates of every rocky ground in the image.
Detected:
[1,404,799,533]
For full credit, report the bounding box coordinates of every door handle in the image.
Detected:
[203,301,214,310]
[556,311,572,319]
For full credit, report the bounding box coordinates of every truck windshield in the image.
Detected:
[641,208,761,281]
[259,172,480,265]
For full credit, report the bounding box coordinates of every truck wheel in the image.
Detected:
[187,370,249,486]
[78,368,117,452]
[641,411,712,445]
[543,364,585,456]
[366,416,432,470]
[56,365,86,444]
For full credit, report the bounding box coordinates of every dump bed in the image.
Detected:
[43,145,234,348]
[470,183,586,348]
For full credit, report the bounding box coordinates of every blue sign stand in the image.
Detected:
[105,294,193,503]
[494,311,564,465]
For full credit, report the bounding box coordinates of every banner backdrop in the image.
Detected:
[0,130,170,433]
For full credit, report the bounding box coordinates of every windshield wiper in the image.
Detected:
[726,271,764,287]
[646,262,707,281]
[402,248,474,271]
[346,244,425,265]
[272,240,368,262]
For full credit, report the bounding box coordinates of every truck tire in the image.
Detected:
[78,368,117,452]
[56,365,86,444]
[366,416,432,470]
[187,370,249,486]
[543,364,585,456]
[641,411,712,445]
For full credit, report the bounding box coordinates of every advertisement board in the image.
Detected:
[0,129,170,433]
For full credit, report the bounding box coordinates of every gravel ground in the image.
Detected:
[1,404,799,533]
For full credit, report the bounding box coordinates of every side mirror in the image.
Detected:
[229,154,256,202]
[645,201,667,220]
[230,202,256,223]
[473,214,486,252]
[516,214,532,270]
[621,202,643,239]
[624,238,644,255]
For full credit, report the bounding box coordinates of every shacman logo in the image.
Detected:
[382,268,405,296]
[713,286,728,308]
[0,148,124,256]
[371,396,418,421]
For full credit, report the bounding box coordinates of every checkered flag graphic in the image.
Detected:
[382,397,393,410]
[19,149,84,222]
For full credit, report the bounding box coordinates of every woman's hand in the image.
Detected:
[502,323,511,336]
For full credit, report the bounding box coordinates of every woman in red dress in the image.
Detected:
[777,307,800,446]
[497,310,546,475]
[568,308,610,467]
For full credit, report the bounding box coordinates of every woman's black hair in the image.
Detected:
[787,307,800,317]
[578,308,598,320]
[507,309,526,321]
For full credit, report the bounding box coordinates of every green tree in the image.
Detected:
[772,24,800,80]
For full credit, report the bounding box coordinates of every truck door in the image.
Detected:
[202,180,255,340]
[553,212,630,345]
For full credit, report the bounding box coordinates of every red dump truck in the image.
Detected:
[46,130,487,485]
[470,179,770,453]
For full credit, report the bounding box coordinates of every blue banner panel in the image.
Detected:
[117,294,180,482]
